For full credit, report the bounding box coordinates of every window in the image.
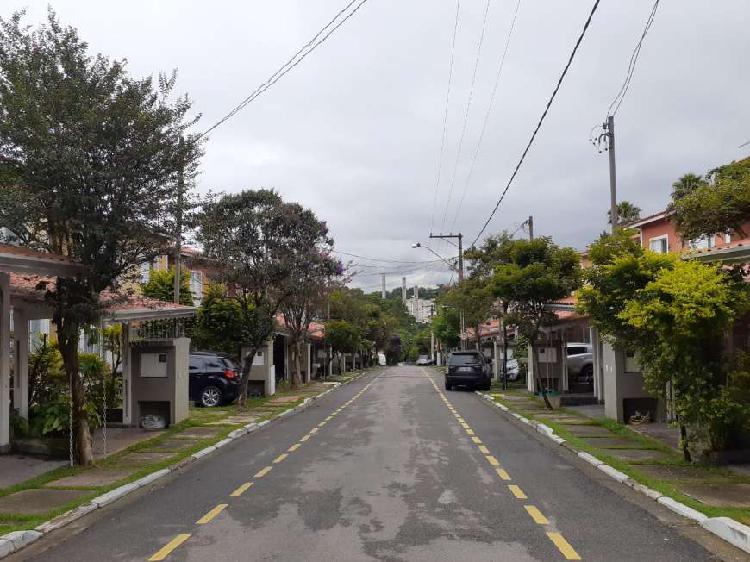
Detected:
[566,346,589,356]
[140,261,152,283]
[649,235,668,253]
[448,353,482,366]
[689,235,715,250]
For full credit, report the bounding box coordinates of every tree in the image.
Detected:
[441,279,495,352]
[0,12,200,464]
[671,159,750,240]
[608,200,641,226]
[670,172,706,201]
[325,320,361,374]
[196,190,330,402]
[281,248,340,388]
[431,306,460,356]
[191,283,248,357]
[490,238,581,407]
[141,267,193,306]
[620,261,748,459]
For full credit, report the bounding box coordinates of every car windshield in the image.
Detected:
[449,353,482,366]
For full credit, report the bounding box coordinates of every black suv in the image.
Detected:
[445,351,491,391]
[189,352,241,407]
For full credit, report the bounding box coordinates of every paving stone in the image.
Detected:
[537,415,592,425]
[268,395,302,404]
[564,425,616,437]
[114,452,174,466]
[582,437,645,449]
[606,448,671,462]
[0,489,88,515]
[678,482,750,508]
[45,469,134,488]
[172,427,222,439]
[141,438,199,452]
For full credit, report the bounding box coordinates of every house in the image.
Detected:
[139,247,218,306]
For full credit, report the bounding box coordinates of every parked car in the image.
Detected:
[566,343,593,385]
[500,358,520,381]
[445,351,491,391]
[189,352,242,407]
[416,354,434,366]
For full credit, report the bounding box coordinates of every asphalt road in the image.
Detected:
[14,366,734,561]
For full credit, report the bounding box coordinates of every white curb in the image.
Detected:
[701,517,750,554]
[657,496,708,523]
[597,464,629,483]
[624,479,662,500]
[577,451,605,467]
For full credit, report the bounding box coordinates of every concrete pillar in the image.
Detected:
[527,345,535,393]
[493,339,499,380]
[328,346,333,378]
[0,274,10,451]
[121,322,132,425]
[265,338,276,396]
[13,309,29,419]
[561,338,569,392]
[304,343,311,384]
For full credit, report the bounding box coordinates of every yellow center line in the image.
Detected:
[254,466,273,478]
[477,445,490,455]
[547,532,582,560]
[524,505,549,525]
[465,428,475,436]
[288,443,300,452]
[496,468,511,481]
[317,421,326,428]
[230,482,253,497]
[485,455,500,466]
[273,453,288,464]
[300,434,311,442]
[309,427,319,434]
[196,503,228,525]
[148,534,192,561]
[460,422,470,430]
[471,437,483,444]
[508,484,527,499]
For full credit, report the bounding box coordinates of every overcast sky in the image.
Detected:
[6,1,750,292]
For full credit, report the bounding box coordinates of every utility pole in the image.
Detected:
[430,232,464,348]
[606,115,617,232]
[527,215,534,240]
[173,137,184,304]
[381,273,386,299]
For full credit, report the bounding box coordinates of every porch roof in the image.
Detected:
[0,244,84,277]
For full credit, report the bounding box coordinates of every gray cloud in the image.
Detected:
[7,0,749,291]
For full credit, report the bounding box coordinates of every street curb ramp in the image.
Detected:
[0,370,374,559]
[474,391,750,555]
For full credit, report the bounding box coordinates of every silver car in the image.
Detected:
[566,343,593,385]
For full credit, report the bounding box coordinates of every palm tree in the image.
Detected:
[671,173,706,201]
[608,200,641,226]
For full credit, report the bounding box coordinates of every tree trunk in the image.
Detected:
[239,345,261,406]
[501,321,509,391]
[56,318,93,466]
[679,424,692,462]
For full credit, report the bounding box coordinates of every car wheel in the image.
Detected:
[200,385,223,407]
[445,382,453,391]
[580,365,593,384]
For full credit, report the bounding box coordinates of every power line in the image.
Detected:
[333,250,444,264]
[430,0,462,235]
[440,0,493,231]
[450,0,522,231]
[200,0,369,138]
[471,0,603,247]
[607,0,660,117]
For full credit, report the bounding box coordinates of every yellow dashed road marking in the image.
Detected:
[196,503,228,525]
[309,427,319,434]
[460,422,470,430]
[273,453,288,464]
[465,428,475,436]
[547,532,582,560]
[477,445,490,454]
[254,466,273,478]
[524,505,549,525]
[148,534,192,561]
[471,436,483,444]
[485,455,500,466]
[496,468,511,481]
[508,484,527,499]
[230,482,253,497]
[317,421,326,428]
[300,434,311,442]
[288,443,300,452]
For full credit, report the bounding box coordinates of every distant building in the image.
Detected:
[406,296,434,324]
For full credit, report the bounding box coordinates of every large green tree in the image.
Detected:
[491,238,581,406]
[196,189,330,402]
[0,12,200,464]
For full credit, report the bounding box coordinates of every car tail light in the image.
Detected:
[223,369,237,379]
